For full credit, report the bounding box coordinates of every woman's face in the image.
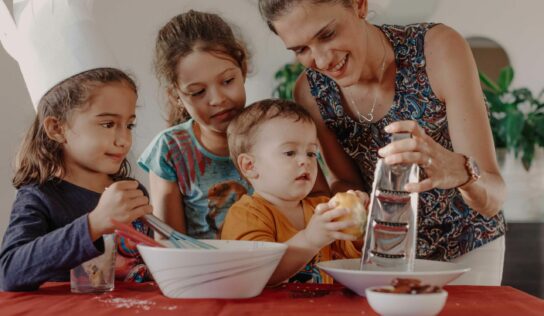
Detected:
[272,1,368,87]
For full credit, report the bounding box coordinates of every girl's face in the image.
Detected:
[249,117,319,202]
[272,1,368,87]
[175,50,246,133]
[62,82,137,180]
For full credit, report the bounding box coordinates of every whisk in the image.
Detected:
[143,214,217,249]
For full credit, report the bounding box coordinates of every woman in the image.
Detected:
[258,0,506,285]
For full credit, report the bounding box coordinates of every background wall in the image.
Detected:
[1,0,544,238]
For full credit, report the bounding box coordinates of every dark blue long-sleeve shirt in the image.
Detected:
[0,179,147,291]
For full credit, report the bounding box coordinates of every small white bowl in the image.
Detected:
[365,286,448,316]
[138,240,287,299]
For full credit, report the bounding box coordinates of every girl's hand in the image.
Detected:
[88,180,153,240]
[302,200,358,250]
[378,120,468,192]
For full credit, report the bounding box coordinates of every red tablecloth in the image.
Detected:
[0,282,542,316]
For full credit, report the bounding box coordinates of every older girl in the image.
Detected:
[138,10,254,239]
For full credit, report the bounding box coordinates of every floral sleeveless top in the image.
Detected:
[306,23,506,261]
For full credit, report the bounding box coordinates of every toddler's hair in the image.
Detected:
[258,0,353,34]
[12,68,138,189]
[227,98,314,172]
[154,9,249,126]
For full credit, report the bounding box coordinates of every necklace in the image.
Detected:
[349,28,387,123]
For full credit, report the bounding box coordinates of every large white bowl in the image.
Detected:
[365,286,448,316]
[316,259,469,297]
[138,240,287,299]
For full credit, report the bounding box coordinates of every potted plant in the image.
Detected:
[480,66,544,171]
[273,62,305,100]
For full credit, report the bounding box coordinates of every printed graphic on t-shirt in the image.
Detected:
[139,121,252,240]
[207,180,248,237]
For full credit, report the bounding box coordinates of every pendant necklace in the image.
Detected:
[350,28,387,123]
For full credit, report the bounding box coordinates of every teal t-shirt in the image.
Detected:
[138,120,252,239]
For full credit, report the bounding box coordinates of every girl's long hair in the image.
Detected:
[12,68,137,189]
[154,9,249,126]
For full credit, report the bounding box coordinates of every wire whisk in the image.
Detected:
[143,214,217,249]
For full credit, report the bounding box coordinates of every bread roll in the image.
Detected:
[330,192,367,237]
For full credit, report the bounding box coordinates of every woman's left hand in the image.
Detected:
[377,120,468,192]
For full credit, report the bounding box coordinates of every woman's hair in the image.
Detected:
[12,68,138,189]
[258,0,353,34]
[154,9,249,126]
[227,98,315,173]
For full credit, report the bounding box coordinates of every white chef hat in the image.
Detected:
[0,0,118,109]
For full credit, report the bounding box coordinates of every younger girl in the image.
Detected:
[0,68,153,291]
[138,10,253,239]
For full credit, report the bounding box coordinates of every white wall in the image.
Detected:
[0,9,34,240]
[1,0,543,238]
[427,0,544,93]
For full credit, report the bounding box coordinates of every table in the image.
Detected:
[0,282,542,315]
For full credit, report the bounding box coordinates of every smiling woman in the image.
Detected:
[258,0,507,285]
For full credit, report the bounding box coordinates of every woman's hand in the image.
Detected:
[302,200,358,250]
[378,120,469,192]
[88,180,153,240]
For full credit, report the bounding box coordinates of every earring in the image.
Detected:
[176,97,182,106]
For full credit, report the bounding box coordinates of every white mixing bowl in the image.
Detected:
[138,240,287,299]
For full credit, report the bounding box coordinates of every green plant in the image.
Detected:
[272,62,305,100]
[480,66,544,170]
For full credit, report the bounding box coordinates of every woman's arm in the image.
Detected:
[148,171,186,235]
[427,25,505,216]
[383,25,505,217]
[294,74,366,194]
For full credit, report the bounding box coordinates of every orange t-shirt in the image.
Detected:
[221,194,361,284]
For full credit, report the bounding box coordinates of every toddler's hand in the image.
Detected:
[302,200,359,250]
[88,180,153,240]
[349,190,370,209]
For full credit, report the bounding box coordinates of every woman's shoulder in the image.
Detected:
[423,23,474,90]
[294,72,320,112]
[424,23,467,51]
[295,68,338,123]
[379,22,439,42]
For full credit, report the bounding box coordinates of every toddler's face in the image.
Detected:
[249,117,319,201]
[175,50,246,133]
[62,82,137,177]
